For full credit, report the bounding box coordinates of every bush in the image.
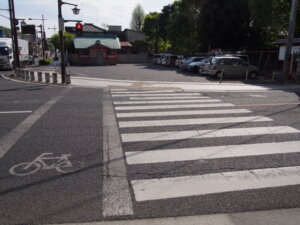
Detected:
[39,58,53,65]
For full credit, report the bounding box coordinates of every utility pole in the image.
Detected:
[8,0,20,68]
[282,0,299,82]
[58,0,66,84]
[57,0,80,84]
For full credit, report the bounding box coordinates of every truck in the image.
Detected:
[0,38,29,69]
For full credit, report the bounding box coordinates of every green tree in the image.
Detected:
[143,12,161,53]
[130,4,145,32]
[49,31,74,52]
[166,0,200,53]
[197,0,250,50]
[249,0,291,45]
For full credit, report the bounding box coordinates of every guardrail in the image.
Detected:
[14,69,71,84]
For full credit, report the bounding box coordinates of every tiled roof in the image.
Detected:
[65,23,106,34]
[274,38,300,45]
[120,41,132,47]
[73,35,121,50]
[83,23,106,33]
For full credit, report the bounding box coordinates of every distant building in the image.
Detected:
[70,35,121,65]
[123,29,146,43]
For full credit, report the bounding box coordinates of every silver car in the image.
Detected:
[179,57,205,70]
[206,56,259,79]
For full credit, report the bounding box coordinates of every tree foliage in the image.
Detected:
[142,12,161,53]
[142,0,293,53]
[197,0,250,50]
[50,31,74,52]
[130,4,145,32]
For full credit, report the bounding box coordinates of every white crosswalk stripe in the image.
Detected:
[125,141,300,164]
[116,109,252,118]
[121,126,299,142]
[128,96,210,100]
[131,166,300,201]
[119,116,272,128]
[112,93,202,97]
[115,103,235,111]
[114,99,222,105]
[110,89,300,205]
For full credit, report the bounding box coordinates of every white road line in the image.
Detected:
[102,90,133,217]
[112,93,202,97]
[131,166,300,201]
[129,96,209,100]
[0,88,72,159]
[0,111,32,114]
[121,126,300,142]
[119,116,272,128]
[114,99,221,105]
[115,103,235,111]
[125,141,300,164]
[116,109,252,118]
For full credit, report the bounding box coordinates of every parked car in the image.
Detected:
[206,56,259,79]
[152,54,162,64]
[175,55,184,67]
[165,55,178,66]
[188,57,211,73]
[158,54,167,65]
[179,57,206,70]
[198,57,213,74]
[161,54,169,65]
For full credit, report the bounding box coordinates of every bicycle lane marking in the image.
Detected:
[9,153,75,176]
[0,87,72,159]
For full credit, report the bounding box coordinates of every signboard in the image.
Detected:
[279,45,300,60]
[21,25,36,35]
[59,18,64,31]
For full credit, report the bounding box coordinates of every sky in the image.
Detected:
[0,0,174,37]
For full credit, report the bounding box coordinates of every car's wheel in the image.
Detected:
[249,71,257,79]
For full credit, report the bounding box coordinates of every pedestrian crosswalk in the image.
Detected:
[110,89,300,213]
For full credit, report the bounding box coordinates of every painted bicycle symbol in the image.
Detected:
[9,153,79,176]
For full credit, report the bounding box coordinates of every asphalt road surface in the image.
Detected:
[1,72,300,224]
[0,74,103,225]
[30,64,275,84]
[110,88,300,219]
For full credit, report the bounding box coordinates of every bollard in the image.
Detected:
[25,71,30,80]
[245,70,249,81]
[15,69,19,78]
[219,70,224,84]
[17,69,22,78]
[66,73,71,84]
[30,71,35,81]
[21,70,25,79]
[52,72,58,84]
[45,72,50,83]
[38,72,42,82]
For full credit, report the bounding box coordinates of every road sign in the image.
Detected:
[59,18,64,31]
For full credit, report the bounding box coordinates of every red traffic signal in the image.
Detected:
[75,23,83,30]
[75,23,83,36]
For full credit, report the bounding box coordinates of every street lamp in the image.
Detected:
[72,6,80,15]
[58,0,80,84]
[29,15,46,59]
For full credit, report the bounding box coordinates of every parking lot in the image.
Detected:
[50,64,270,84]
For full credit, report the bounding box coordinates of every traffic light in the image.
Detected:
[75,23,83,36]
